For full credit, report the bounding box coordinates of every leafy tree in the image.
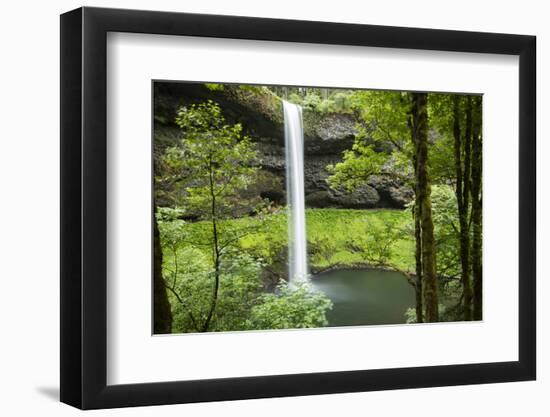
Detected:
[157,213,334,333]
[344,216,406,266]
[470,96,483,320]
[430,185,461,279]
[327,90,426,321]
[159,101,334,333]
[324,90,415,190]
[326,142,388,192]
[430,94,483,321]
[156,209,208,332]
[160,224,265,332]
[163,100,264,331]
[327,90,440,322]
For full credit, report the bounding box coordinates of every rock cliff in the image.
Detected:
[154,82,413,209]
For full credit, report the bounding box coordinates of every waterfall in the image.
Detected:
[283,100,308,283]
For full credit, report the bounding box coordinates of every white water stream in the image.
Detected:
[283,100,308,283]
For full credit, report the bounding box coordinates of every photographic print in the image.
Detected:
[153,81,483,334]
[61,9,535,407]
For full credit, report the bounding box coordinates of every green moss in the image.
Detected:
[163,208,415,275]
[305,209,414,271]
[204,83,225,92]
[224,85,284,125]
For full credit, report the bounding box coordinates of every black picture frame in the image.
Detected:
[60,6,536,410]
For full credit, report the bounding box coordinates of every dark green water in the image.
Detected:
[311,269,416,327]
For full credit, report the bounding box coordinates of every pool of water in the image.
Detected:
[310,268,416,327]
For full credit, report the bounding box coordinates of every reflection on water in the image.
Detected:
[310,269,416,327]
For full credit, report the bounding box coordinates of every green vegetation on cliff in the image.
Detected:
[160,208,417,280]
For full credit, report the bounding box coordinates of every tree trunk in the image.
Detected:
[411,92,438,322]
[414,206,424,323]
[471,96,483,320]
[201,215,220,332]
[409,100,424,324]
[202,167,221,332]
[453,96,474,320]
[153,208,173,334]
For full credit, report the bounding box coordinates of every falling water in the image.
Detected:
[283,100,308,283]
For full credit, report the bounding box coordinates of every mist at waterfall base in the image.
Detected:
[283,100,414,326]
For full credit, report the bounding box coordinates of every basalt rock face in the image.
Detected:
[154,82,413,209]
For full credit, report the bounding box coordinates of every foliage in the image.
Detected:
[344,215,407,266]
[350,90,412,153]
[161,100,271,331]
[301,92,322,111]
[403,184,461,279]
[306,209,414,271]
[157,100,261,212]
[428,93,462,183]
[325,90,418,193]
[166,100,261,216]
[404,307,418,324]
[247,282,332,330]
[326,141,388,192]
[428,135,456,183]
[307,235,338,266]
[158,207,337,333]
[159,217,334,333]
[283,89,357,114]
[158,208,417,333]
[327,90,475,188]
[430,185,461,278]
[229,208,415,272]
[204,83,225,92]
[156,206,186,221]
[166,247,265,333]
[210,251,265,331]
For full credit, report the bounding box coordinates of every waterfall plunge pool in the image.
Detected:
[310,269,416,327]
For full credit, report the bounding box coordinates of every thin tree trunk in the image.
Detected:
[462,97,473,320]
[202,166,221,332]
[153,206,173,334]
[411,92,438,322]
[471,96,483,320]
[409,102,423,324]
[453,96,473,320]
[414,206,424,323]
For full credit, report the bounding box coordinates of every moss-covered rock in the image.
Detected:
[153,82,413,209]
